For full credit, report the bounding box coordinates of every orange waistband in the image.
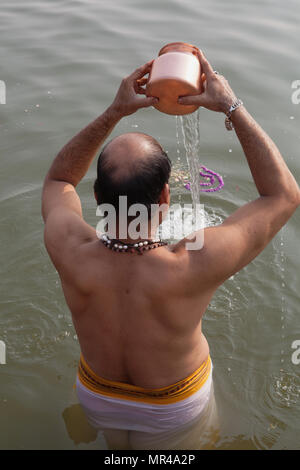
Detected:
[77,354,212,404]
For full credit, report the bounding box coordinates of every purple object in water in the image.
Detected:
[184,166,224,192]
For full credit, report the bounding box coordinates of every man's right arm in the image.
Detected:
[203,105,300,284]
[179,50,300,285]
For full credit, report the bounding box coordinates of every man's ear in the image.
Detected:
[159,183,170,206]
[94,179,100,205]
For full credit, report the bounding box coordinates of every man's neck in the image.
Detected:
[108,222,159,244]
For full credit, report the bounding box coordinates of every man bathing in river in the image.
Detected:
[42,50,300,445]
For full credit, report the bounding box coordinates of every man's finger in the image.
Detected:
[137,96,158,108]
[197,50,214,77]
[137,77,148,86]
[134,78,148,95]
[178,94,206,106]
[131,60,154,80]
[136,87,147,95]
[200,72,206,93]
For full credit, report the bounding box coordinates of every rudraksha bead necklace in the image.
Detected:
[100,234,168,255]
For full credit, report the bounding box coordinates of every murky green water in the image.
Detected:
[0,0,299,449]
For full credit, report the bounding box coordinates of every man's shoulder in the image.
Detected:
[44,209,96,250]
[166,226,230,287]
[169,225,218,256]
[44,209,98,275]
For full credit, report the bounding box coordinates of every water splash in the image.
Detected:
[179,111,224,201]
[179,111,201,207]
[175,115,181,161]
[273,231,287,368]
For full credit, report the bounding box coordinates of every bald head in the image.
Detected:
[100,133,164,181]
[94,132,171,216]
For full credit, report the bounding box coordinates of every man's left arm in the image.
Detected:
[42,61,157,267]
[42,108,120,225]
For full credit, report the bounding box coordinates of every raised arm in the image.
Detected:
[179,51,300,284]
[42,61,157,271]
[42,60,157,221]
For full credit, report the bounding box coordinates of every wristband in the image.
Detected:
[225,99,243,131]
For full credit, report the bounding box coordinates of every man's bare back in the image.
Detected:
[42,50,300,392]
[54,234,214,388]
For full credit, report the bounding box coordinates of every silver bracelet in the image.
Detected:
[225,99,243,131]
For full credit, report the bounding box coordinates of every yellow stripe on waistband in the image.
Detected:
[77,354,211,404]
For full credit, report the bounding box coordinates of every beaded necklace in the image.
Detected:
[100,234,168,255]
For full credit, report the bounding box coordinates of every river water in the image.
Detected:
[0,0,299,449]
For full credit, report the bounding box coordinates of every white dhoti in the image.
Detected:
[76,354,216,435]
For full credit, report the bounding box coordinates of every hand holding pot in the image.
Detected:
[110,61,158,118]
[178,50,237,114]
